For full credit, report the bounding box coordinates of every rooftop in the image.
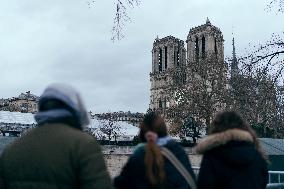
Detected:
[188,18,222,36]
[153,35,184,46]
[260,138,284,155]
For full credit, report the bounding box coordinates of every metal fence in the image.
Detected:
[267,171,284,189]
[192,167,284,189]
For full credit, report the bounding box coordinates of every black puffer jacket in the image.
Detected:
[114,140,196,189]
[196,129,268,189]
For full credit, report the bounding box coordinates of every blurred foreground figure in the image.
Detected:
[0,84,112,189]
[114,112,196,189]
[196,111,268,189]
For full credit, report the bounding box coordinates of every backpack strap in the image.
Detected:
[161,147,197,189]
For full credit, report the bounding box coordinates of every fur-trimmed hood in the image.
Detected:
[196,129,254,154]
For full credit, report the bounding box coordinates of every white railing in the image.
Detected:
[267,171,284,189]
[191,167,284,189]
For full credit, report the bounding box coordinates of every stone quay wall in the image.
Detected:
[0,138,201,178]
[102,145,202,177]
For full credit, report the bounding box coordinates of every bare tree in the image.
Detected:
[222,1,284,137]
[227,35,283,137]
[84,127,106,140]
[86,0,140,41]
[228,67,279,137]
[167,52,228,135]
[239,33,284,83]
[111,0,140,41]
[266,0,284,13]
[166,46,283,138]
[169,116,204,144]
[99,119,122,141]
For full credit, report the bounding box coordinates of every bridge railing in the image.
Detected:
[267,171,284,189]
[192,167,284,189]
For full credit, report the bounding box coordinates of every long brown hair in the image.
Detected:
[210,111,267,160]
[139,112,168,186]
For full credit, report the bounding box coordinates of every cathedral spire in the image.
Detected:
[206,17,211,25]
[155,35,159,41]
[232,38,236,62]
[231,37,239,77]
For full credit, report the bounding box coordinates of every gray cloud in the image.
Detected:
[0,0,283,113]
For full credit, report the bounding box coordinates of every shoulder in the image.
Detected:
[45,123,101,152]
[164,140,187,155]
[163,141,191,165]
[196,129,254,154]
[132,143,146,159]
[52,123,97,142]
[201,141,255,158]
[0,137,20,160]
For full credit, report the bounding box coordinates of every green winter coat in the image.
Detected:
[0,123,112,189]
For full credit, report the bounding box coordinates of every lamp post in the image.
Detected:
[185,116,198,144]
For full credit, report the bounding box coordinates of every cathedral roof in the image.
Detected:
[188,18,222,35]
[153,35,184,46]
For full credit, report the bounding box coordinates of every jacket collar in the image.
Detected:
[157,136,172,146]
[195,129,254,154]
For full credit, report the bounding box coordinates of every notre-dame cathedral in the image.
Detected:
[149,18,226,118]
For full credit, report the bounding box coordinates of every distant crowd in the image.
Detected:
[0,84,268,189]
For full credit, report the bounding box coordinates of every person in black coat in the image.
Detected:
[196,111,268,189]
[114,112,196,189]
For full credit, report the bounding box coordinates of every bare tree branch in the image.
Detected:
[111,0,140,41]
[266,0,284,13]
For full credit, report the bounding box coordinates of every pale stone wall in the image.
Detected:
[104,154,202,178]
[150,36,186,111]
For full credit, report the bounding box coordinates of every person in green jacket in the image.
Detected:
[0,83,112,189]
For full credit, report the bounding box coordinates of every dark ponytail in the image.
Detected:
[139,112,168,186]
[145,141,165,185]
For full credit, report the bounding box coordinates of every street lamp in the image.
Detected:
[185,116,197,144]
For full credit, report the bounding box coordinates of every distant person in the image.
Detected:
[114,112,196,189]
[196,111,268,189]
[0,84,112,189]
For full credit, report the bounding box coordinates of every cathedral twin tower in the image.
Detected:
[149,18,225,112]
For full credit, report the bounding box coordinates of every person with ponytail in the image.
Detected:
[114,112,196,189]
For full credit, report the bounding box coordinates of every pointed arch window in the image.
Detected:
[159,99,163,108]
[158,48,162,72]
[202,36,206,58]
[214,38,218,55]
[177,50,180,67]
[195,37,199,59]
[165,46,168,69]
[182,73,187,84]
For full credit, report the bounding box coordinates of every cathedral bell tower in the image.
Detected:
[186,18,224,64]
[149,19,226,121]
[149,36,186,111]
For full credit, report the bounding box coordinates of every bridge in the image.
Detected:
[0,110,139,140]
[0,124,36,137]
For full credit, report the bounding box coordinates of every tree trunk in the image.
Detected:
[205,118,210,134]
[108,133,111,145]
[193,136,197,144]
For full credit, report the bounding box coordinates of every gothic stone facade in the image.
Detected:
[149,19,225,117]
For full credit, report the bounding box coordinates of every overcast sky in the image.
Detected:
[0,0,283,113]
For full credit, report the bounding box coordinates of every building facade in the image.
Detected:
[149,35,186,110]
[149,19,226,117]
[0,91,38,113]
